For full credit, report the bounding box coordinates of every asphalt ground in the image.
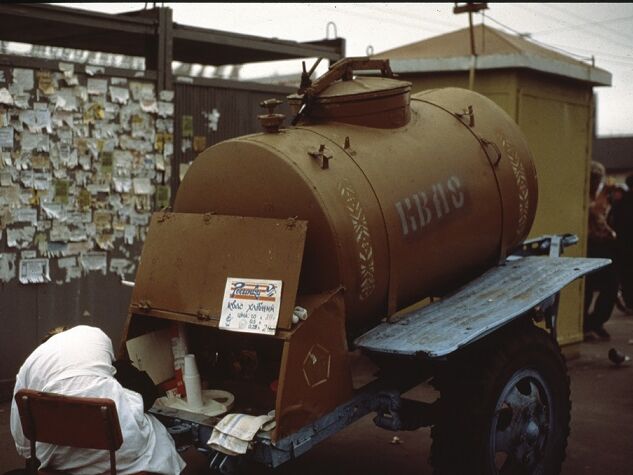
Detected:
[2,309,632,474]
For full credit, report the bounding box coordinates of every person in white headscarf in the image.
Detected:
[10,325,186,474]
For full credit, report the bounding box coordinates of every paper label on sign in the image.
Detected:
[219,278,282,335]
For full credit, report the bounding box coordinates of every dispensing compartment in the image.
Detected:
[185,324,284,414]
[123,312,284,414]
[124,288,353,444]
[122,212,353,444]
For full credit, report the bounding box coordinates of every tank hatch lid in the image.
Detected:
[289,76,411,104]
[289,57,412,128]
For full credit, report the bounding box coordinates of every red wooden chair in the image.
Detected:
[14,389,125,475]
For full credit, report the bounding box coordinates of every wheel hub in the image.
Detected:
[490,369,553,473]
[524,420,540,444]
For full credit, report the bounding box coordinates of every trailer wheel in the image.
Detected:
[430,323,570,475]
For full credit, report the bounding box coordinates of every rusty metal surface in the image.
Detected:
[290,84,412,128]
[413,88,539,255]
[298,58,397,97]
[174,132,391,337]
[0,4,344,67]
[275,291,352,440]
[171,23,344,66]
[130,213,306,330]
[306,76,410,101]
[175,73,538,340]
[288,59,411,128]
[354,256,611,358]
[0,4,155,57]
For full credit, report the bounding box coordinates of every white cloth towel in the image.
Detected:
[207,413,275,455]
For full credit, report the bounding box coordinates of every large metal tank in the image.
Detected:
[174,59,538,337]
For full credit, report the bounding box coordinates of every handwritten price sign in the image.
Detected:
[219,278,282,335]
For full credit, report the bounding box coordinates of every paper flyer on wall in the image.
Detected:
[157,101,174,117]
[110,257,133,277]
[54,179,70,204]
[193,135,207,152]
[87,78,108,95]
[19,258,51,284]
[85,65,105,77]
[40,202,66,220]
[21,250,37,259]
[80,251,108,274]
[159,90,174,102]
[54,88,78,111]
[44,241,68,258]
[182,115,193,137]
[203,108,221,132]
[133,177,152,195]
[13,93,30,109]
[0,171,13,187]
[7,226,36,249]
[0,127,13,149]
[31,153,50,170]
[0,88,13,106]
[36,71,56,95]
[13,69,34,91]
[12,208,37,225]
[0,253,17,283]
[109,86,130,104]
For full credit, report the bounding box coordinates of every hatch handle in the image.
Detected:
[308,144,333,170]
[303,57,395,97]
[292,56,395,125]
[481,138,502,166]
[292,57,396,126]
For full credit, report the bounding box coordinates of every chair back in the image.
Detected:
[15,389,123,474]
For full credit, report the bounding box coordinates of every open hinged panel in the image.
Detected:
[123,213,353,442]
[129,212,307,330]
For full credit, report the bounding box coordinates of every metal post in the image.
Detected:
[162,7,173,91]
[468,10,475,90]
[453,3,488,91]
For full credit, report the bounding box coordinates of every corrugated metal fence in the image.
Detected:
[173,78,292,195]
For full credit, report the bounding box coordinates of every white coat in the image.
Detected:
[10,325,186,475]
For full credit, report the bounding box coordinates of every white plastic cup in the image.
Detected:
[183,354,203,409]
[184,374,203,409]
[183,354,199,377]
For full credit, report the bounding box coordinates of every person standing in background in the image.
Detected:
[584,162,619,340]
[610,173,633,314]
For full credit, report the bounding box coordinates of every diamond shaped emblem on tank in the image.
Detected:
[303,344,331,388]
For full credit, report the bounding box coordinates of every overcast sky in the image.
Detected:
[57,3,633,137]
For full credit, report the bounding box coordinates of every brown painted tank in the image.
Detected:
[174,58,538,338]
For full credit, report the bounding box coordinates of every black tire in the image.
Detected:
[430,322,570,475]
